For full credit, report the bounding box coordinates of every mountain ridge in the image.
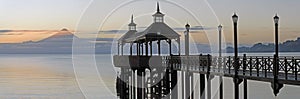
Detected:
[226,37,300,53]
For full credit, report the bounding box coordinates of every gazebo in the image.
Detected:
[118,2,181,56]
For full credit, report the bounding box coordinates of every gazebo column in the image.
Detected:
[117,42,120,55]
[141,43,144,56]
[121,43,124,55]
[130,43,133,56]
[150,41,153,56]
[168,39,172,55]
[137,43,140,56]
[145,41,149,56]
[158,40,161,56]
[135,43,139,56]
[177,38,180,55]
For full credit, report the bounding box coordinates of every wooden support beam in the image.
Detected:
[200,74,205,99]
[244,78,247,99]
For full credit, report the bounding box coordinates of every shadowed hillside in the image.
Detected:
[227,37,300,53]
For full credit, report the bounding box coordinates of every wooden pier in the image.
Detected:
[113,2,298,99]
[114,55,300,99]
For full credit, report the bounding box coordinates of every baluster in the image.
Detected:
[268,57,271,72]
[223,57,226,74]
[207,55,211,74]
[264,57,267,78]
[198,55,201,72]
[294,58,298,80]
[210,56,213,72]
[250,57,253,76]
[202,56,205,72]
[229,56,231,74]
[256,57,259,77]
[285,57,288,80]
[243,54,246,76]
[218,57,220,73]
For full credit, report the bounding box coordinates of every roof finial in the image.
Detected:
[157,2,160,12]
[131,14,134,23]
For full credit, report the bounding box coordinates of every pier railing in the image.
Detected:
[114,55,300,85]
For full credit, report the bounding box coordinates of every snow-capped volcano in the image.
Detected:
[38,28,76,43]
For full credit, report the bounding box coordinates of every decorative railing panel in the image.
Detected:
[114,55,300,83]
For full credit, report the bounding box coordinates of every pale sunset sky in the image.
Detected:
[0,0,299,45]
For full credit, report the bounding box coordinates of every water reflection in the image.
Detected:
[0,54,84,99]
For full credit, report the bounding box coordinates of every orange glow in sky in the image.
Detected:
[0,30,59,43]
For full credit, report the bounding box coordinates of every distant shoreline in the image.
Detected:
[0,52,299,54]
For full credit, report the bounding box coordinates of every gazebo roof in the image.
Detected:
[143,22,179,38]
[124,22,180,43]
[118,30,137,43]
[119,2,180,43]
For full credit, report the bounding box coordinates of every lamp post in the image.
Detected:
[274,15,279,58]
[232,13,241,99]
[184,23,191,99]
[272,14,283,96]
[218,25,223,57]
[185,23,190,56]
[218,24,223,99]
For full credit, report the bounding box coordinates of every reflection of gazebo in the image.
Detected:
[118,3,181,56]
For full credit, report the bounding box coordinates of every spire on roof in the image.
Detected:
[131,14,134,23]
[128,14,136,30]
[129,14,136,26]
[153,2,164,23]
[157,2,160,13]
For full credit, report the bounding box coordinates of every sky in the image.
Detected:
[0,0,300,45]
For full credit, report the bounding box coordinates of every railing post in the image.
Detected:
[228,56,231,74]
[264,57,267,78]
[199,54,205,99]
[249,57,252,76]
[223,57,226,74]
[256,57,259,77]
[272,54,283,96]
[293,57,297,80]
[207,55,213,99]
[207,55,211,74]
[268,57,271,72]
[190,57,194,99]
[200,73,205,99]
[170,57,178,99]
[244,78,247,99]
[285,57,288,80]
[243,54,246,76]
[233,56,242,99]
[185,56,191,99]
[242,54,248,99]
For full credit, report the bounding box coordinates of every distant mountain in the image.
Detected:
[1,28,299,54]
[0,29,76,54]
[0,28,116,54]
[39,28,75,42]
[226,37,300,53]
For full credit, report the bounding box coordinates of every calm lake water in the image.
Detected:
[0,53,299,99]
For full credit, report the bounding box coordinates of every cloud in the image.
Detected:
[95,38,115,41]
[100,25,214,34]
[0,30,59,35]
[0,30,12,33]
[0,33,23,35]
[99,30,128,34]
[173,26,215,32]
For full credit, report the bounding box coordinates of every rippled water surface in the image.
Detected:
[0,53,299,99]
